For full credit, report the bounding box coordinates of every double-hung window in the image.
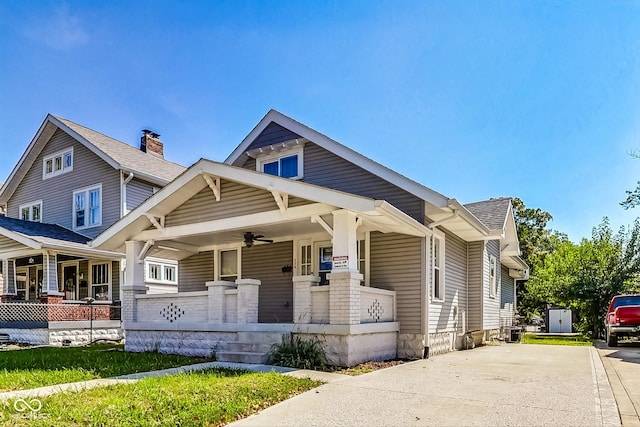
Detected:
[73,184,102,230]
[432,233,445,301]
[90,261,111,300]
[43,148,73,179]
[219,249,239,281]
[19,201,42,222]
[257,147,303,179]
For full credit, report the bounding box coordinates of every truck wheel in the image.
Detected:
[607,329,618,347]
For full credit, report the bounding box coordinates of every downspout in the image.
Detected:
[121,171,134,217]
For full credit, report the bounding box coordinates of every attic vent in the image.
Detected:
[141,129,164,158]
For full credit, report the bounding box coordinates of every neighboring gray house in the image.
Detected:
[94,110,528,365]
[0,114,186,306]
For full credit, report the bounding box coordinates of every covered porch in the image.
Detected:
[94,160,432,366]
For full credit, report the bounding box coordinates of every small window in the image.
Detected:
[90,262,110,300]
[19,201,43,222]
[43,148,73,179]
[145,259,178,284]
[257,147,303,179]
[300,244,312,275]
[220,250,238,281]
[432,234,445,301]
[489,256,497,298]
[73,185,101,230]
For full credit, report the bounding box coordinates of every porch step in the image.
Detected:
[236,331,286,344]
[216,351,268,364]
[226,341,274,353]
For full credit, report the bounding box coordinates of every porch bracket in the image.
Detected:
[145,214,165,231]
[269,188,288,214]
[138,239,155,264]
[311,215,333,237]
[203,174,221,202]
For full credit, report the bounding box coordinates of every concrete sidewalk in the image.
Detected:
[597,341,640,427]
[230,344,620,427]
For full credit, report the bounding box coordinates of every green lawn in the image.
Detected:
[0,344,211,392]
[0,368,322,426]
[521,333,593,346]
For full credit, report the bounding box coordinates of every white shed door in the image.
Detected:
[549,309,572,333]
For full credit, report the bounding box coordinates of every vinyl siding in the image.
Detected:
[429,230,467,333]
[483,240,501,329]
[500,264,514,308]
[467,241,483,331]
[7,128,121,239]
[112,260,120,301]
[242,241,294,323]
[178,251,214,292]
[126,178,156,212]
[369,232,423,334]
[165,180,283,228]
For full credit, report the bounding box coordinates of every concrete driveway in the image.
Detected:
[598,340,640,427]
[230,344,619,427]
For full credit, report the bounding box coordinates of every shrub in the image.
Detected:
[266,334,329,370]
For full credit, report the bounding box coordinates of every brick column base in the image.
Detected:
[293,275,320,324]
[329,271,363,325]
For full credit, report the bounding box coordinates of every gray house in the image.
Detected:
[0,114,185,326]
[94,110,528,365]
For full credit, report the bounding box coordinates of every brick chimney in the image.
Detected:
[140,129,164,158]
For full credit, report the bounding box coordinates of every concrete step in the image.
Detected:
[217,351,268,364]
[236,331,286,344]
[227,341,274,353]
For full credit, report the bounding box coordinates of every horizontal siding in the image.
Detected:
[7,128,121,239]
[165,180,279,227]
[483,240,501,329]
[112,261,120,301]
[500,264,514,308]
[370,232,423,334]
[231,123,302,168]
[0,236,24,252]
[126,178,156,212]
[242,241,294,323]
[467,241,483,331]
[178,251,214,292]
[429,230,467,333]
[303,144,424,222]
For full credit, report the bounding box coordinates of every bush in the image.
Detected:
[266,334,329,370]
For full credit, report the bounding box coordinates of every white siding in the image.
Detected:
[467,241,483,331]
[483,240,501,329]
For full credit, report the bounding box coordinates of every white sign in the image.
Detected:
[332,256,349,269]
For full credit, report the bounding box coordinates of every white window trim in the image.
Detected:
[215,245,242,281]
[256,146,304,179]
[42,147,74,179]
[72,183,102,231]
[19,200,43,222]
[489,255,497,298]
[89,260,112,300]
[431,230,445,302]
[144,258,178,285]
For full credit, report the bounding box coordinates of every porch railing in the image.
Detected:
[0,301,121,326]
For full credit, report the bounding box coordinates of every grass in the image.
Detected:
[0,344,212,392]
[0,367,322,426]
[521,333,593,346]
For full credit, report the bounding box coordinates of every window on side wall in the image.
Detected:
[145,259,178,285]
[432,233,445,301]
[219,249,239,281]
[73,185,102,230]
[43,148,73,179]
[489,256,497,298]
[90,262,111,300]
[257,147,303,179]
[19,201,42,222]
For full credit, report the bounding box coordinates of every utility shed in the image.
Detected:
[547,308,572,333]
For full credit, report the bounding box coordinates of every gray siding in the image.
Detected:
[500,264,514,308]
[246,122,302,150]
[370,232,423,334]
[112,260,120,301]
[7,128,121,238]
[165,180,279,228]
[242,241,294,323]
[178,251,214,292]
[126,178,156,212]
[483,240,501,329]
[467,241,483,331]
[429,230,467,333]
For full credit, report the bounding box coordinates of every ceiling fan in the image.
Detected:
[243,232,273,248]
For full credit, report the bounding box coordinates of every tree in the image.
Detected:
[621,151,640,209]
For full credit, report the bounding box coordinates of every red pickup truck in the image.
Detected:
[605,294,640,347]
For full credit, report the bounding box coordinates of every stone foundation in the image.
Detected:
[429,332,456,356]
[2,326,122,346]
[397,333,425,359]
[295,330,396,367]
[125,330,238,357]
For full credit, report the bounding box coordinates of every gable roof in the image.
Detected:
[465,197,512,232]
[0,216,90,244]
[0,114,186,205]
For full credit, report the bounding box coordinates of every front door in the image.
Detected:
[62,264,78,300]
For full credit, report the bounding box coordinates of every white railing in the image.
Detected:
[136,292,209,323]
[360,287,396,323]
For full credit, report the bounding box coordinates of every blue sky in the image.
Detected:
[1,1,640,242]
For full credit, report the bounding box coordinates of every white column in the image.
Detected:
[293,275,320,324]
[0,259,17,301]
[122,241,148,324]
[43,252,63,296]
[206,280,236,323]
[329,209,361,324]
[236,278,260,324]
[331,209,359,271]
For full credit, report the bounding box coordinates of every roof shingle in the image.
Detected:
[465,197,512,232]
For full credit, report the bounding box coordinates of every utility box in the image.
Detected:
[548,308,572,333]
